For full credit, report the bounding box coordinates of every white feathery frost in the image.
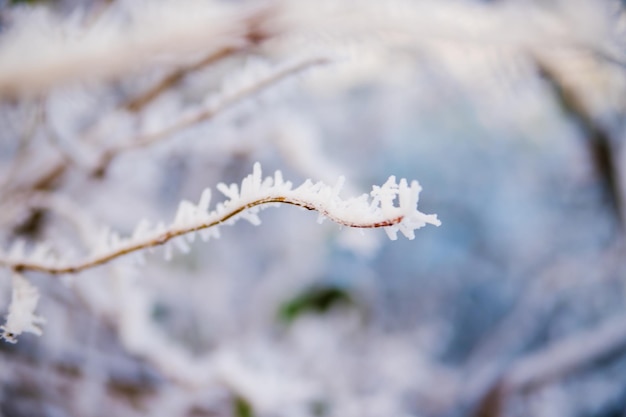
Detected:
[1,273,46,343]
[0,163,440,273]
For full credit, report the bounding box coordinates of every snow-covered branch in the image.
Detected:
[0,163,440,275]
[0,1,273,96]
[92,57,329,175]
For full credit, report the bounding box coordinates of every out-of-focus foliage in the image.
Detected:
[1,1,626,417]
[277,285,355,324]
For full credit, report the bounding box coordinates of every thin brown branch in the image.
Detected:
[120,0,277,114]
[123,47,239,113]
[131,58,328,150]
[0,194,402,276]
[92,57,329,177]
[534,54,624,231]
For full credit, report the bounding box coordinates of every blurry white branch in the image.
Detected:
[0,1,274,96]
[92,56,329,175]
[504,313,626,393]
[0,163,440,275]
[0,0,620,98]
[472,312,626,417]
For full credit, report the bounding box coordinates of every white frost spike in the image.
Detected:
[8,240,26,261]
[1,273,46,343]
[198,188,212,212]
[92,226,111,255]
[398,179,411,210]
[109,231,121,249]
[217,183,239,201]
[132,218,152,241]
[384,226,399,241]
[261,176,274,191]
[374,176,400,217]
[333,176,345,197]
[240,175,254,201]
[274,170,284,187]
[242,212,262,226]
[174,200,196,227]
[250,162,263,194]
[381,176,441,240]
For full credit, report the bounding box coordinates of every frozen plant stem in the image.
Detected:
[0,163,440,275]
[93,57,329,176]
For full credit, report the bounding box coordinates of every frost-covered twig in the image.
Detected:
[121,13,270,114]
[118,0,274,113]
[0,163,440,275]
[122,47,238,113]
[93,57,329,175]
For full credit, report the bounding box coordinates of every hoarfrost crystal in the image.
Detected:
[1,273,46,343]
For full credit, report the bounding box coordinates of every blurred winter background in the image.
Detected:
[1,0,626,416]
